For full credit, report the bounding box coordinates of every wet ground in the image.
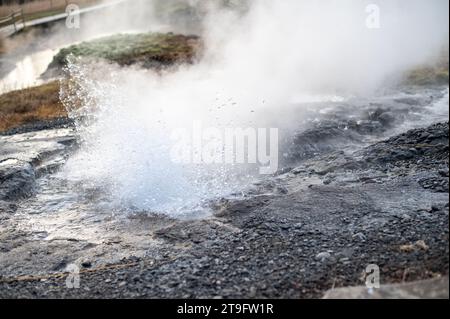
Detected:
[0,85,448,298]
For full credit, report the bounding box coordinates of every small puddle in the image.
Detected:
[0,48,58,94]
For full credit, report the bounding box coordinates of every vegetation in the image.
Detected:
[1,32,202,133]
[45,32,201,75]
[0,80,65,132]
[404,52,449,86]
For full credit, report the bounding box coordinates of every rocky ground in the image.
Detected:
[42,32,202,79]
[0,85,448,299]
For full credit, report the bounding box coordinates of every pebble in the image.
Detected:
[352,233,367,241]
[315,252,332,261]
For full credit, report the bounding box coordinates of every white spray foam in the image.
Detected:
[61,0,449,216]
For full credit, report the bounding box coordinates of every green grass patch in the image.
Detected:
[47,32,201,74]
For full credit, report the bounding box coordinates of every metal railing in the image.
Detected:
[0,8,25,34]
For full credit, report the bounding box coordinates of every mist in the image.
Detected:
[60,0,449,215]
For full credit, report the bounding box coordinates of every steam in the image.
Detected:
[61,0,449,215]
[202,0,449,97]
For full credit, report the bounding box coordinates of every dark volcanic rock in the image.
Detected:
[285,88,446,164]
[0,159,36,201]
[0,121,448,299]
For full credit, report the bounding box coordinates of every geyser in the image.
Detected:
[61,0,449,216]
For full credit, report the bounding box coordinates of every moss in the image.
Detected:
[47,32,202,73]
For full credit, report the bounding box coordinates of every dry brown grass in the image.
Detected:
[0,36,5,54]
[0,80,66,132]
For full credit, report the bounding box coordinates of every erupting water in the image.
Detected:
[56,0,448,217]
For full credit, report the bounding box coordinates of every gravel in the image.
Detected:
[0,120,447,299]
